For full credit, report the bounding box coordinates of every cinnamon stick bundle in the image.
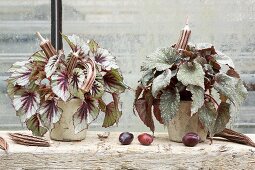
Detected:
[9,133,50,147]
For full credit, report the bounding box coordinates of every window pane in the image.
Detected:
[62,0,255,133]
[0,0,51,129]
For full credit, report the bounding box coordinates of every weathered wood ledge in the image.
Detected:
[0,131,255,169]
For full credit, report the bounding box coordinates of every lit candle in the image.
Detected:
[175,18,191,50]
[36,32,57,58]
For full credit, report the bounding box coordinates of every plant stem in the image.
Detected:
[204,94,219,107]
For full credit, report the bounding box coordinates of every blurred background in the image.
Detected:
[0,0,254,133]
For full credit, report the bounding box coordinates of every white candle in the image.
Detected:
[175,18,191,50]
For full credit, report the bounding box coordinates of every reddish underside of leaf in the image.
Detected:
[135,98,155,132]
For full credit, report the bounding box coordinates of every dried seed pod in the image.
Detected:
[36,32,57,58]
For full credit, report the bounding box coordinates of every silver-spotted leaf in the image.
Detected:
[94,48,119,70]
[186,85,204,115]
[214,73,248,109]
[177,61,205,89]
[139,69,154,87]
[212,102,231,135]
[51,71,70,102]
[38,98,62,128]
[13,92,40,121]
[159,89,180,123]
[141,47,180,71]
[102,102,122,128]
[214,51,234,68]
[103,69,126,93]
[198,101,217,137]
[26,113,48,137]
[151,69,171,98]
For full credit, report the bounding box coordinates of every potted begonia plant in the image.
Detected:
[134,22,248,142]
[7,33,128,141]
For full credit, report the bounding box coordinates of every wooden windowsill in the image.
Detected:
[0,131,255,169]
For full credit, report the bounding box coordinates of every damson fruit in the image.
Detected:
[138,133,153,146]
[119,132,134,145]
[182,132,200,147]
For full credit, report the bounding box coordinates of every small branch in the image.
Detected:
[214,128,255,148]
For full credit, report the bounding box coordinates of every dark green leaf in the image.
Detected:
[102,102,122,128]
[103,69,126,93]
[141,47,180,71]
[213,102,231,135]
[151,69,171,97]
[214,51,234,68]
[186,85,204,115]
[214,73,248,109]
[139,69,154,87]
[159,89,180,123]
[6,81,23,99]
[26,114,48,137]
[98,98,107,112]
[198,101,217,137]
[177,61,205,89]
[88,39,99,53]
[30,50,47,64]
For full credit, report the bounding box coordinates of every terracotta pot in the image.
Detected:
[167,101,207,142]
[50,99,87,141]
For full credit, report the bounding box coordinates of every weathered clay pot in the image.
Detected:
[50,99,87,141]
[167,101,207,142]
